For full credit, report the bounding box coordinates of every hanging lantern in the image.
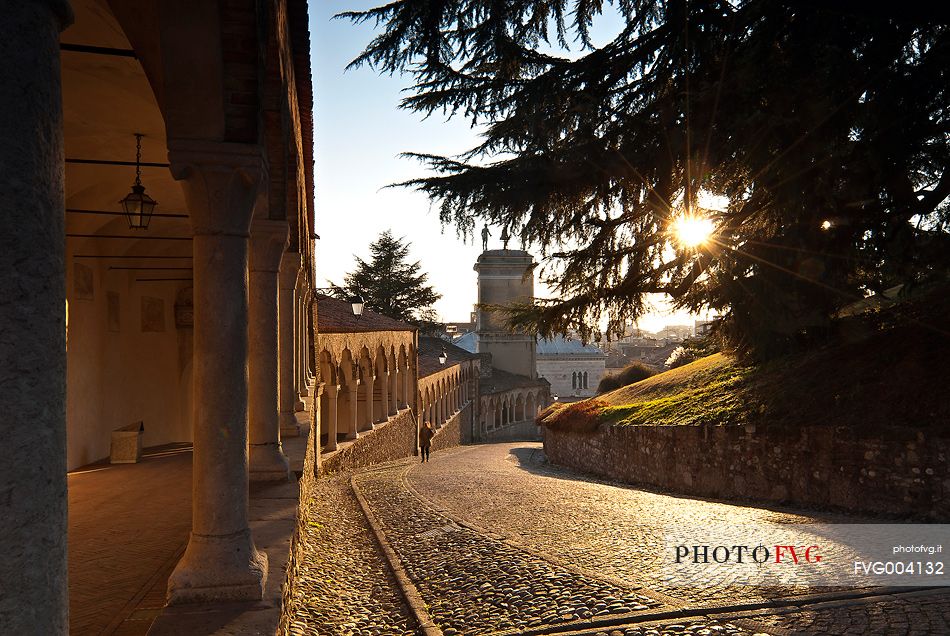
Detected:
[120,133,157,229]
[438,346,447,365]
[349,294,365,317]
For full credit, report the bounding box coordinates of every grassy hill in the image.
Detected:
[542,286,950,432]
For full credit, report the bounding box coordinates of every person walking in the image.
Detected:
[419,421,434,462]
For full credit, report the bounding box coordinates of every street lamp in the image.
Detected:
[313,289,364,317]
[349,295,364,317]
[120,133,157,229]
[552,394,559,402]
[438,346,447,365]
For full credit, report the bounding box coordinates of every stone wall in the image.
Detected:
[277,398,319,636]
[431,404,471,452]
[543,423,950,519]
[320,408,417,475]
[487,419,542,443]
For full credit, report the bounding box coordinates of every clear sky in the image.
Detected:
[308,1,704,333]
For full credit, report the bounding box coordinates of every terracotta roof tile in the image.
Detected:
[480,369,549,395]
[316,294,416,334]
[418,336,478,378]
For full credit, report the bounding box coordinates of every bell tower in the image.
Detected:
[474,249,537,378]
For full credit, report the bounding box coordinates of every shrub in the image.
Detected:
[665,336,720,368]
[538,399,610,434]
[615,361,656,385]
[665,346,695,369]
[596,374,622,394]
[597,361,656,394]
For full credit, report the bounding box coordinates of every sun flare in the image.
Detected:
[672,214,715,248]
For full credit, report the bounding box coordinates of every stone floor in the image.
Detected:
[288,442,950,636]
[67,444,193,636]
[67,414,310,636]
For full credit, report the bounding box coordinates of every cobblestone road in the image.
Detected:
[408,444,859,605]
[285,473,417,636]
[293,443,949,635]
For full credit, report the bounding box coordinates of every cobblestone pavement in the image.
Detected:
[354,463,662,635]
[740,590,950,635]
[285,473,417,636]
[292,443,949,635]
[407,443,865,605]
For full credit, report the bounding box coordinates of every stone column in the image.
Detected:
[248,221,290,481]
[0,2,72,632]
[324,385,338,451]
[388,368,398,415]
[346,383,359,440]
[166,140,268,604]
[293,296,307,411]
[306,293,316,387]
[296,286,309,400]
[279,253,300,437]
[378,370,389,421]
[362,373,375,431]
[402,365,410,408]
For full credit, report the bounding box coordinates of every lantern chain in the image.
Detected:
[134,133,143,187]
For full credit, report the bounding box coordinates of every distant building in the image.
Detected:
[616,338,679,369]
[445,321,475,336]
[536,336,607,399]
[654,325,693,341]
[694,319,715,337]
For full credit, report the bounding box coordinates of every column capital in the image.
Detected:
[279,251,301,289]
[249,220,289,273]
[168,140,266,236]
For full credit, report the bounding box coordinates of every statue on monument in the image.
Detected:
[481,224,491,252]
[500,226,510,250]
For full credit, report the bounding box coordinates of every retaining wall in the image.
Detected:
[543,422,950,519]
[431,403,475,451]
[321,409,418,475]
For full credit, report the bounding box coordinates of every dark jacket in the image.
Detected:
[419,425,435,447]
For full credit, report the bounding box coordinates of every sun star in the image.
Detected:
[672,214,715,248]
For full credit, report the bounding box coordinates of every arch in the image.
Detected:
[373,344,387,423]
[526,392,536,420]
[357,347,373,432]
[338,348,358,441]
[572,372,577,389]
[397,344,408,408]
[387,347,398,415]
[515,394,525,422]
[438,377,447,425]
[319,350,339,451]
[583,371,588,389]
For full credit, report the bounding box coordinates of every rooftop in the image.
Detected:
[316,294,416,334]
[418,336,479,378]
[453,331,477,353]
[537,336,606,357]
[480,368,549,395]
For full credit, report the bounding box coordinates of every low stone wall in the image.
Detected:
[431,405,467,452]
[487,419,542,443]
[320,409,417,475]
[277,399,319,636]
[543,423,950,519]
